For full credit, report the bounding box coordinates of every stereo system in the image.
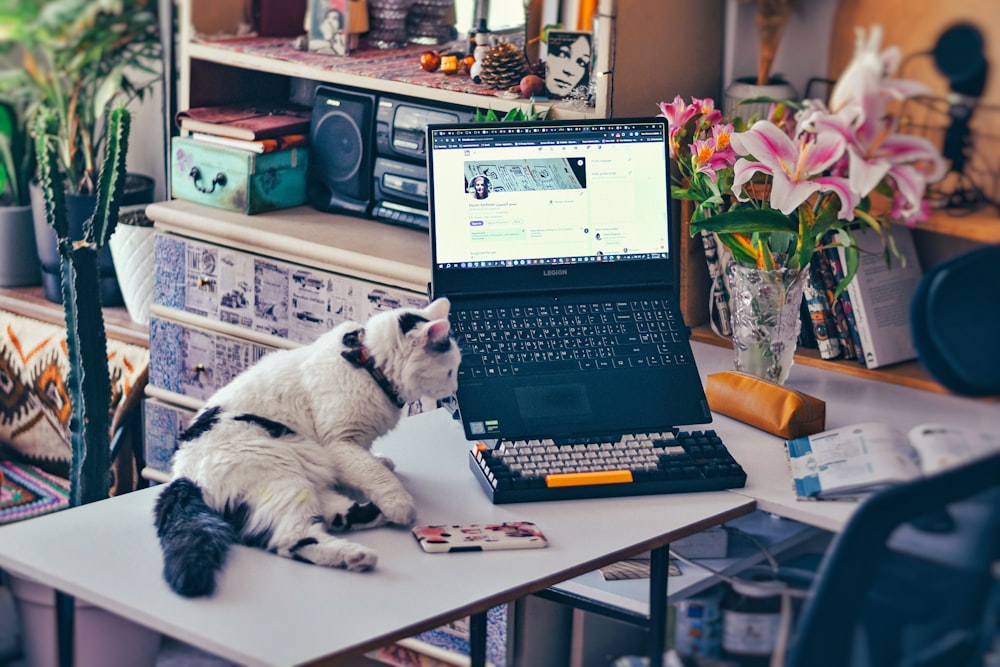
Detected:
[307,84,472,230]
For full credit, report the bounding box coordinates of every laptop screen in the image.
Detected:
[428,118,674,297]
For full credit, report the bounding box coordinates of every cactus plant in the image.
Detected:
[33,103,130,507]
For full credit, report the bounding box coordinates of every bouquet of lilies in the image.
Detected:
[659,25,946,295]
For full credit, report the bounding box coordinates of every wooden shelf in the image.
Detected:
[689,325,950,395]
[678,196,999,396]
[182,37,603,119]
[0,285,149,348]
[916,205,1000,244]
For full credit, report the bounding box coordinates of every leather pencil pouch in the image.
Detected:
[704,371,826,439]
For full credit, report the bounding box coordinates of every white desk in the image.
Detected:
[689,342,1000,532]
[0,407,753,667]
[2,343,997,666]
[545,342,1000,628]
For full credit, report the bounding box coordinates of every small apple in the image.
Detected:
[519,74,545,98]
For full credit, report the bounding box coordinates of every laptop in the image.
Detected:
[426,117,712,442]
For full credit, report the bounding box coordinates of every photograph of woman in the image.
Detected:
[545,30,592,99]
[308,1,349,56]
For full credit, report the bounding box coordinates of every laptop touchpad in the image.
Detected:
[515,384,591,419]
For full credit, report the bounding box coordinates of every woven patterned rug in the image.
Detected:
[0,310,149,475]
[0,460,69,525]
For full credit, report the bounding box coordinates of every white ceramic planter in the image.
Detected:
[724,78,798,123]
[8,574,161,667]
[108,218,156,326]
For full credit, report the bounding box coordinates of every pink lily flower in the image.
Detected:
[730,121,858,220]
[657,95,698,129]
[691,138,721,183]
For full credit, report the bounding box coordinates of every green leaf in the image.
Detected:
[717,232,759,266]
[689,207,798,236]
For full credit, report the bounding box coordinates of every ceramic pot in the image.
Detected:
[30,174,155,306]
[727,262,808,385]
[724,77,798,123]
[107,210,156,325]
[0,204,41,287]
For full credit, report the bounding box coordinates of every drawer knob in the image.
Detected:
[192,363,208,376]
[189,166,227,193]
[197,276,215,288]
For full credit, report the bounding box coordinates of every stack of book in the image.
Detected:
[800,226,924,369]
[171,102,312,214]
[176,102,311,154]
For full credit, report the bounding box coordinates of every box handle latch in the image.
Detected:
[189,167,227,194]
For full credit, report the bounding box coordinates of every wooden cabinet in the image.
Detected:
[142,0,729,477]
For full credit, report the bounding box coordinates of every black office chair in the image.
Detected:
[784,450,1000,667]
[910,243,1000,396]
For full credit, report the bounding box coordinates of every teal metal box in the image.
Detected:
[171,136,308,214]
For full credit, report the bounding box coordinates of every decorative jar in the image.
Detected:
[366,0,414,49]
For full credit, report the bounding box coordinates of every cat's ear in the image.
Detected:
[425,319,453,352]
[424,298,450,321]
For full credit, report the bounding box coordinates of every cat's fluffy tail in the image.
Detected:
[154,477,236,597]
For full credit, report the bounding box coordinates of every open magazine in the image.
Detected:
[786,423,1000,499]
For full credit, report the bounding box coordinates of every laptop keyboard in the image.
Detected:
[452,298,691,378]
[470,429,747,503]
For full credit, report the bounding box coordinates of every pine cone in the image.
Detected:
[478,41,528,90]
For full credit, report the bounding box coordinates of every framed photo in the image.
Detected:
[308,0,350,56]
[544,30,593,100]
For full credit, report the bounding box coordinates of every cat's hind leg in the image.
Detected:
[244,477,378,570]
[271,520,378,572]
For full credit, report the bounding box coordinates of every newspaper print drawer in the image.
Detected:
[143,397,198,476]
[154,232,428,345]
[149,316,279,402]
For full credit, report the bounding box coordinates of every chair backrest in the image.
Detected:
[910,244,1000,396]
[786,451,1000,667]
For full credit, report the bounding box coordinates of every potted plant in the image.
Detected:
[0,79,41,286]
[9,0,161,304]
[726,0,801,120]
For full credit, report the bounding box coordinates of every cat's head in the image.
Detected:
[365,298,461,403]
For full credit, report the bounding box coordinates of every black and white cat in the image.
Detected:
[154,298,461,597]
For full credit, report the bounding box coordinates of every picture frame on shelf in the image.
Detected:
[307,0,351,56]
[544,29,592,100]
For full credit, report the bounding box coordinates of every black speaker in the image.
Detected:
[307,86,376,216]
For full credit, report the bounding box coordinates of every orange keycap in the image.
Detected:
[545,470,634,487]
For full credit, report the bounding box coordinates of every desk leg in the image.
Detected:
[647,545,669,667]
[56,590,74,667]
[469,610,487,667]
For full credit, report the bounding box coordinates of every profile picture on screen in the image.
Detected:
[470,175,491,199]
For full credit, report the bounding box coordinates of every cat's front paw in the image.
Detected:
[375,492,416,526]
[375,453,396,471]
[328,501,389,532]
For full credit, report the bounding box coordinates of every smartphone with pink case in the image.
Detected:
[412,521,549,553]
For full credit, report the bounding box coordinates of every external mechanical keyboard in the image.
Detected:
[470,430,747,504]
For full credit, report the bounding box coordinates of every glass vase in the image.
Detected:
[726,262,808,385]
